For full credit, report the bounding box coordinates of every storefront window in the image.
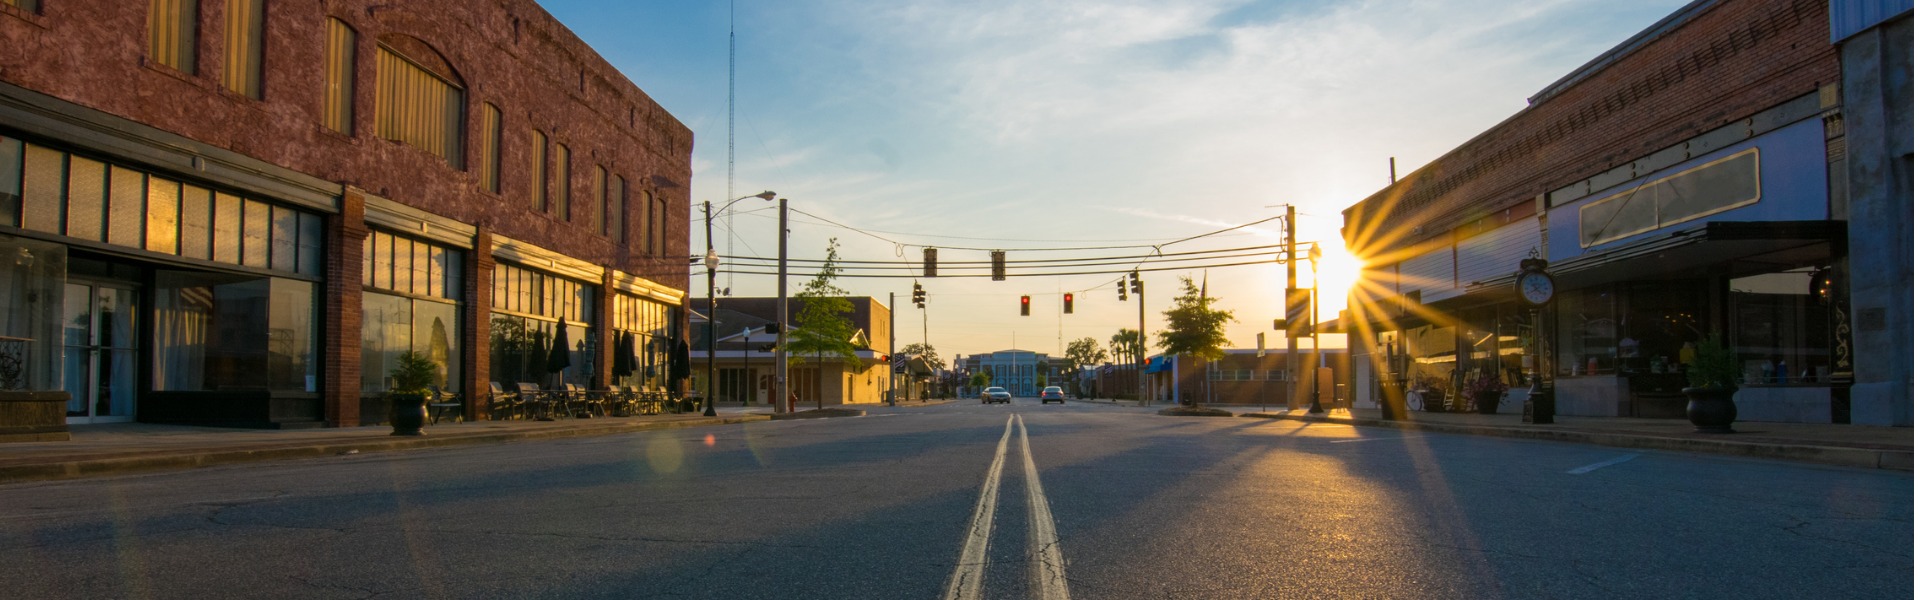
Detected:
[1558,286,1618,376]
[1728,269,1829,384]
[0,235,65,391]
[1617,282,1707,375]
[360,230,463,393]
[154,271,315,392]
[1405,325,1456,392]
[611,292,677,389]
[488,262,594,388]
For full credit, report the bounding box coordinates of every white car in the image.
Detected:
[979,387,1012,404]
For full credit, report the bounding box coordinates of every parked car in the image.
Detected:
[980,386,1012,404]
[1039,386,1065,404]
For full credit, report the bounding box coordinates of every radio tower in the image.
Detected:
[724,0,737,291]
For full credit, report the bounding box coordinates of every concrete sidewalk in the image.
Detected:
[1242,407,1913,471]
[0,408,786,484]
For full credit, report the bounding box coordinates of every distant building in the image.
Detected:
[1139,349,1351,407]
[957,350,1069,397]
[691,297,892,406]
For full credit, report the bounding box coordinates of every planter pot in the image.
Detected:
[1473,391,1502,414]
[388,392,429,436]
[1683,386,1737,433]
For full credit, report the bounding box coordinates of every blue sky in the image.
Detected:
[540,0,1688,363]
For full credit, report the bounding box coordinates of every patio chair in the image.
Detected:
[486,382,522,420]
[427,384,464,424]
[518,382,557,420]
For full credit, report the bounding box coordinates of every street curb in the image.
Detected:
[770,408,866,420]
[1243,412,1914,472]
[0,415,772,485]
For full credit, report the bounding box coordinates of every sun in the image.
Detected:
[1312,243,1363,306]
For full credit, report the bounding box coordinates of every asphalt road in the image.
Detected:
[1,400,1910,599]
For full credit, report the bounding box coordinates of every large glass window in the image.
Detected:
[1729,269,1830,384]
[1558,286,1619,376]
[154,272,314,392]
[612,292,676,389]
[9,141,321,276]
[489,263,594,388]
[360,231,463,393]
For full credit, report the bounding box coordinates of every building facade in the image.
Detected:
[1338,0,1910,425]
[691,297,893,407]
[957,350,1068,397]
[0,0,692,428]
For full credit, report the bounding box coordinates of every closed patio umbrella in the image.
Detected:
[546,324,571,380]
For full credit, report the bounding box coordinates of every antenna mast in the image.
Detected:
[725,0,737,290]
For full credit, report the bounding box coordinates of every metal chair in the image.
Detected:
[427,384,464,424]
[518,382,556,420]
[486,382,521,420]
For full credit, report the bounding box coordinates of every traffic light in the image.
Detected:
[913,282,926,308]
[991,251,1007,281]
[923,248,938,278]
[1063,293,1074,314]
[1128,271,1142,294]
[1020,295,1030,316]
[1116,280,1128,301]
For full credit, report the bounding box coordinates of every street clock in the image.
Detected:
[1516,258,1555,307]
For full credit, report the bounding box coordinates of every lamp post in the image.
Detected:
[704,191,776,417]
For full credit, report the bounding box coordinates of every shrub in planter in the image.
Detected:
[1682,335,1739,433]
[388,350,438,436]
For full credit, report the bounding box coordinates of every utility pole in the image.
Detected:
[1286,205,1298,412]
[894,292,902,405]
[776,198,789,414]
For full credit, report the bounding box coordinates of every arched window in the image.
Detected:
[375,34,464,167]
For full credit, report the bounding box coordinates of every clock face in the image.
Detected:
[1519,272,1554,305]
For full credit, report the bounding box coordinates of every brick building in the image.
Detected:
[1337,0,1911,425]
[0,0,693,428]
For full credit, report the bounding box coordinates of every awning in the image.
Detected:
[1144,356,1173,374]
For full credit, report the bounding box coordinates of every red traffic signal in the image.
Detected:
[1020,295,1030,316]
[1063,293,1074,314]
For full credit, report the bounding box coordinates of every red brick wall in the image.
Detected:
[1344,0,1837,253]
[0,0,691,286]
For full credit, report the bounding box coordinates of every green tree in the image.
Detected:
[788,238,860,409]
[1064,337,1106,396]
[1156,277,1235,404]
[1110,328,1144,366]
[969,371,990,388]
[899,342,944,370]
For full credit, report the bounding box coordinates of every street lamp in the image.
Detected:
[704,191,776,417]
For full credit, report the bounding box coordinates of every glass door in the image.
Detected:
[63,282,139,423]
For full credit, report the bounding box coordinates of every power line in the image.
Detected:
[713,258,1279,279]
[712,243,1284,265]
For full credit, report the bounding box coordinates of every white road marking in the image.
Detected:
[1016,414,1071,600]
[944,415,1014,600]
[1329,436,1423,444]
[1566,453,1641,474]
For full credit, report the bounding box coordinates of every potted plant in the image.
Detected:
[388,350,438,436]
[1463,368,1508,414]
[1682,335,1739,433]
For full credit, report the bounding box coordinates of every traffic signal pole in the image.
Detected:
[1136,274,1147,407]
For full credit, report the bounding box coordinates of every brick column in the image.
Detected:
[466,227,495,420]
[323,188,370,427]
[595,271,615,389]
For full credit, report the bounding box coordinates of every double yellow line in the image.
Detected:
[944,414,1070,600]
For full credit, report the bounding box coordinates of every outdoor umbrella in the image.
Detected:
[669,337,691,393]
[612,331,635,378]
[546,324,572,378]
